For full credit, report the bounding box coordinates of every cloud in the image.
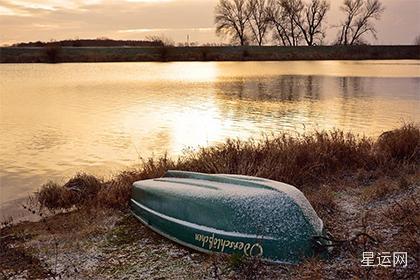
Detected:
[0,0,217,45]
[0,0,419,45]
[118,27,214,33]
[0,5,15,15]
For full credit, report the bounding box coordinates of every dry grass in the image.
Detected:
[3,152,418,279]
[36,124,419,211]
[305,185,337,215]
[382,198,419,276]
[289,186,419,279]
[37,182,77,210]
[361,177,399,202]
[291,257,324,279]
[361,169,419,203]
[37,174,102,210]
[2,124,417,279]
[376,123,420,163]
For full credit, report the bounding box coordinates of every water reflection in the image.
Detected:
[0,61,419,210]
[216,75,323,101]
[212,73,419,139]
[30,128,66,151]
[339,77,365,98]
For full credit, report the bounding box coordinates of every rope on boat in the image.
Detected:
[312,231,379,252]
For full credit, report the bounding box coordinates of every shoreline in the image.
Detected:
[1,45,419,63]
[1,125,419,279]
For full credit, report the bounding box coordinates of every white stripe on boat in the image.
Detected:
[131,198,277,240]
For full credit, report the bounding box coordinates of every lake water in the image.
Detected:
[1,60,419,216]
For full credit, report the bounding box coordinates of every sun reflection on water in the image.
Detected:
[0,60,419,206]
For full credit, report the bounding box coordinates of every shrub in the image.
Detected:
[37,181,77,210]
[43,44,62,63]
[375,123,420,163]
[37,174,102,210]
[242,49,250,59]
[158,47,170,61]
[63,173,102,200]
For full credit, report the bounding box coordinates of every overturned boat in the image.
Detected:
[131,170,329,263]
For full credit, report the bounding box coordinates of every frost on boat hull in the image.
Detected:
[130,170,328,263]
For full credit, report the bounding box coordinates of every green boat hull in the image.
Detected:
[131,171,329,263]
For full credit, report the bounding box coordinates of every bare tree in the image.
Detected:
[337,0,385,45]
[247,0,270,45]
[215,0,251,45]
[281,0,305,46]
[266,0,304,46]
[266,0,289,45]
[146,35,174,47]
[292,0,330,46]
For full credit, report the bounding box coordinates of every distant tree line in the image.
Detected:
[215,0,385,46]
[13,38,165,48]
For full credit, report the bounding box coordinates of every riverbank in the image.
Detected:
[1,124,419,279]
[1,45,419,63]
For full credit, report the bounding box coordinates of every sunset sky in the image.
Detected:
[0,0,419,46]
